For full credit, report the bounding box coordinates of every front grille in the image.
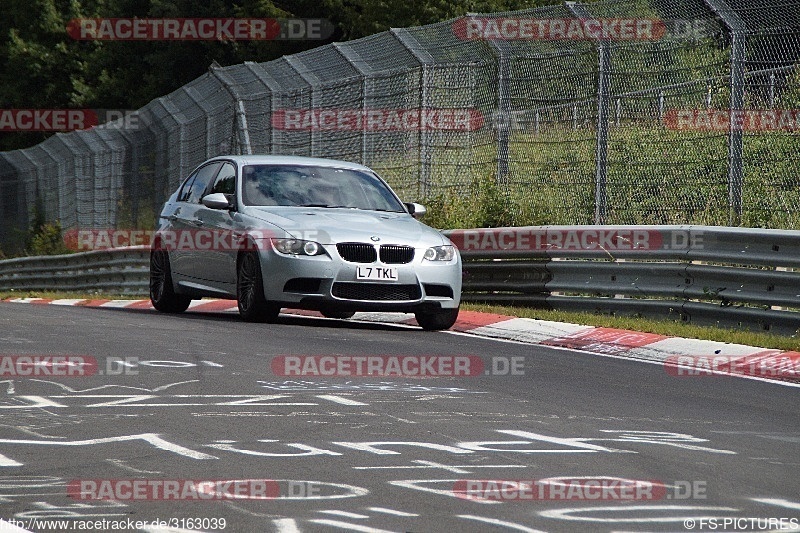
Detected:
[337,243,377,263]
[332,282,421,301]
[380,245,414,264]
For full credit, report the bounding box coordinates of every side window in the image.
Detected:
[177,171,198,202]
[209,162,236,197]
[186,162,222,204]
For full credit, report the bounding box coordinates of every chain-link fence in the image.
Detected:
[0,0,798,251]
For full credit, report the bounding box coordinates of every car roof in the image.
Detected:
[209,155,373,172]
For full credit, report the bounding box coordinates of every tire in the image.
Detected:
[414,307,459,331]
[150,250,191,313]
[320,309,356,320]
[237,252,280,323]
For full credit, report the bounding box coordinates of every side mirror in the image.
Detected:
[202,193,232,210]
[404,202,427,219]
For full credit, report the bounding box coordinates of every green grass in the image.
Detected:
[2,290,798,351]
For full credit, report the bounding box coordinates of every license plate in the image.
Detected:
[356,266,398,281]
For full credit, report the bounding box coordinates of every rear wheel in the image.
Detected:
[237,252,280,323]
[414,307,459,331]
[150,250,191,313]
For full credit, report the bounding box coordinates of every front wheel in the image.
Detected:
[150,250,191,313]
[237,252,280,323]
[414,307,459,331]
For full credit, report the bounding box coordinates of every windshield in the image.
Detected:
[241,164,405,212]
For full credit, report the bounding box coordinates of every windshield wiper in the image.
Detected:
[299,203,351,208]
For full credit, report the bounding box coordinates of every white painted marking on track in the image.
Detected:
[0,433,216,460]
[458,515,548,532]
[388,479,501,504]
[105,458,161,474]
[318,510,370,519]
[308,520,396,532]
[495,430,630,453]
[367,507,418,517]
[317,394,368,406]
[273,518,302,532]
[0,396,67,409]
[0,381,13,394]
[752,497,800,510]
[0,454,23,467]
[537,505,739,522]
[26,379,200,393]
[354,459,526,474]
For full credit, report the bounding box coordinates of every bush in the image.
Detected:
[29,221,70,256]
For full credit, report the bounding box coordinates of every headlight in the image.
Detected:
[271,238,325,256]
[423,245,456,261]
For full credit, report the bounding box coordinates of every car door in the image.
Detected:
[195,161,239,287]
[170,161,223,279]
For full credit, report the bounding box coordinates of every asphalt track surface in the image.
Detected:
[0,303,797,533]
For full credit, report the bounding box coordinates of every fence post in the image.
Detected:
[209,64,252,155]
[244,62,281,155]
[567,2,609,224]
[333,43,370,166]
[490,39,511,186]
[391,28,435,198]
[703,0,746,226]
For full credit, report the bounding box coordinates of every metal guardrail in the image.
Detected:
[444,225,800,335]
[1,226,799,334]
[0,246,150,295]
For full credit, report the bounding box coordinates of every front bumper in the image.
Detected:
[258,242,462,312]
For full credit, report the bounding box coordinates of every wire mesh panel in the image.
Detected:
[734,0,800,228]
[0,154,26,249]
[0,0,798,251]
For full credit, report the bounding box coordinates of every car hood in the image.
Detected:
[240,206,447,246]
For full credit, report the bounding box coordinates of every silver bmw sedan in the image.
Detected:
[149,155,462,330]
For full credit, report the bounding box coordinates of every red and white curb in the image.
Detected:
[3,297,798,387]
